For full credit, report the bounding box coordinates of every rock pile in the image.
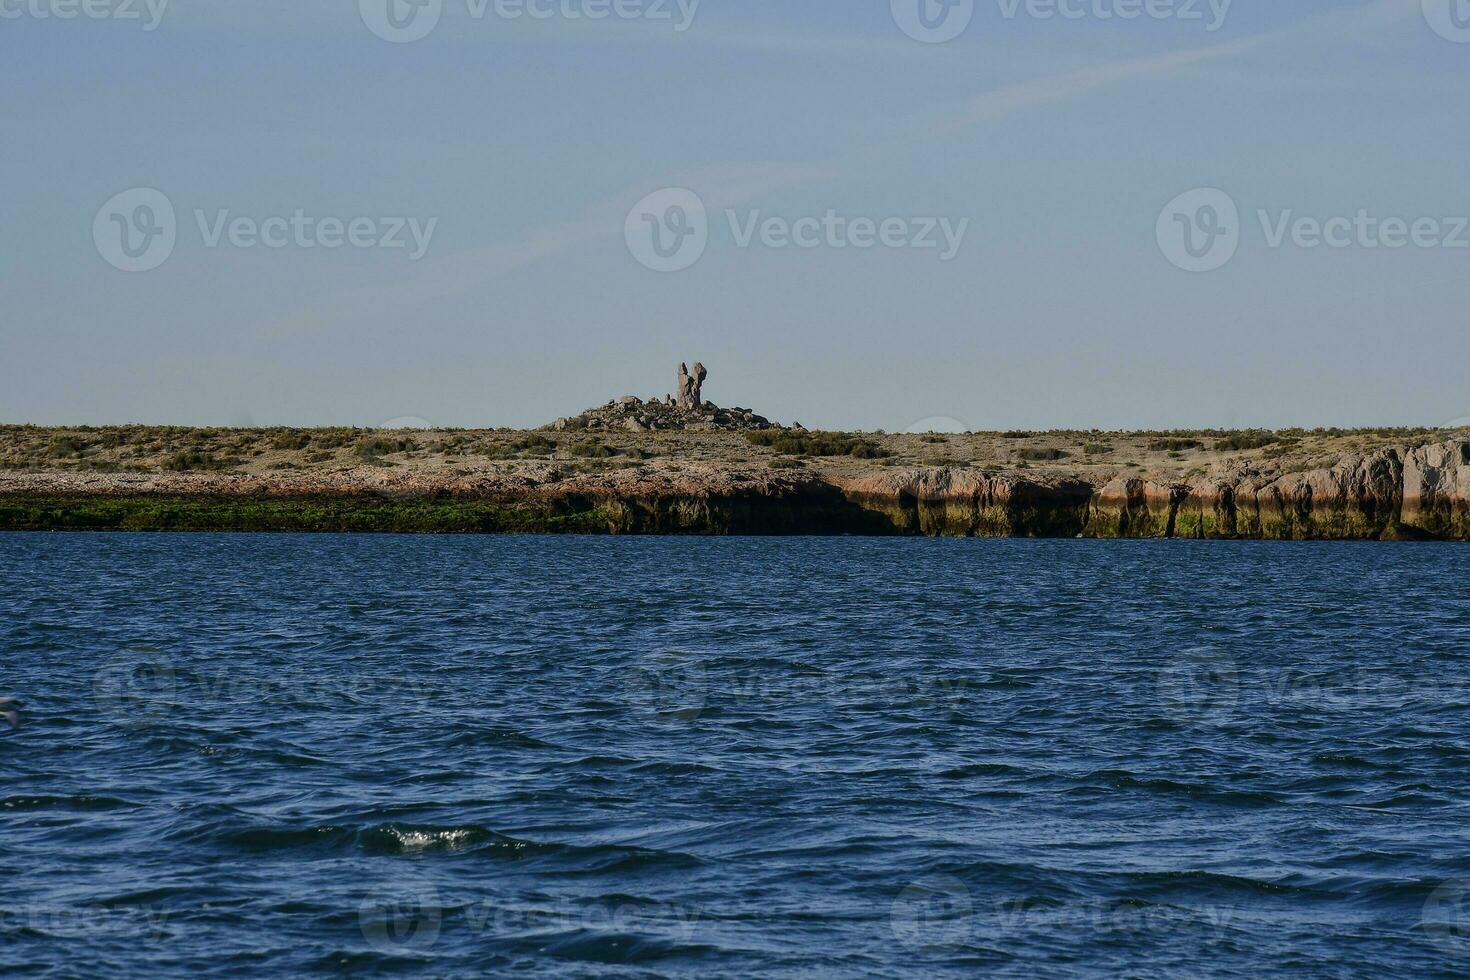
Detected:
[549,396,776,433]
[548,363,778,433]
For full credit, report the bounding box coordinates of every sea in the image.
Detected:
[3,533,1470,977]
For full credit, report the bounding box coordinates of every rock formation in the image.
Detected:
[677,362,708,409]
[548,363,776,432]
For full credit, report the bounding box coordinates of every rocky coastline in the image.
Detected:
[5,363,1466,538]
[2,437,1466,539]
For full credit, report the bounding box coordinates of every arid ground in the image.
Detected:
[2,421,1467,538]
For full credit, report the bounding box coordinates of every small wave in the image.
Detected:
[180,819,704,871]
[544,754,639,770]
[1070,771,1286,807]
[442,727,557,750]
[359,824,498,854]
[1310,752,1395,770]
[1123,869,1331,899]
[0,794,142,812]
[530,929,717,965]
[304,949,440,971]
[209,824,359,853]
[629,761,722,776]
[937,763,1024,779]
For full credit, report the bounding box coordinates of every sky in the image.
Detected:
[2,0,1467,431]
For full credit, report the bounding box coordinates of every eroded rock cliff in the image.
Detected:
[3,435,1469,539]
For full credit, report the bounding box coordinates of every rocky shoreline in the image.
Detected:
[3,437,1467,539]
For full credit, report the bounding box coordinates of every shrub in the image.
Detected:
[570,441,620,458]
[357,436,414,461]
[744,430,889,459]
[511,435,557,455]
[313,430,354,449]
[163,451,234,471]
[1016,447,1069,461]
[271,432,312,451]
[1148,438,1202,451]
[432,436,469,454]
[1082,443,1114,456]
[47,436,86,458]
[1214,433,1277,452]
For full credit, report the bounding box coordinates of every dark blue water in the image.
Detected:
[4,535,1470,977]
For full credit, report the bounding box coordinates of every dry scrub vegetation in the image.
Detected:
[0,424,1458,484]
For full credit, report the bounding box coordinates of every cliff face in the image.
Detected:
[840,468,1094,538]
[1401,441,1470,539]
[834,440,1470,540]
[3,440,1469,540]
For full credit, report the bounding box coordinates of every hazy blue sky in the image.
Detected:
[3,0,1466,431]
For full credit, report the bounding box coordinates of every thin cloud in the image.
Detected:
[263,161,836,340]
[266,0,1420,338]
[944,0,1422,128]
